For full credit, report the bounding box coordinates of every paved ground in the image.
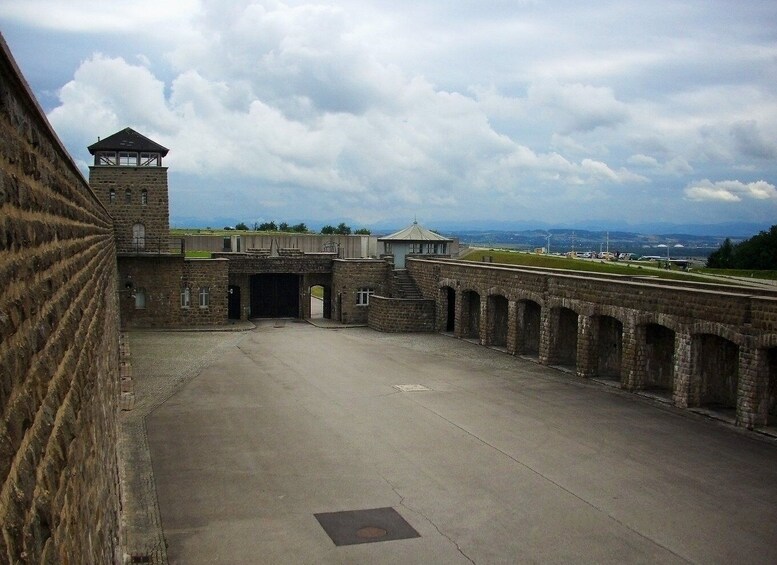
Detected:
[130,321,777,564]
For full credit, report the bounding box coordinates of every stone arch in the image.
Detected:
[308,283,332,319]
[516,298,542,356]
[641,322,676,393]
[549,305,578,368]
[690,333,739,411]
[594,314,624,381]
[486,292,509,347]
[688,320,745,347]
[461,289,481,340]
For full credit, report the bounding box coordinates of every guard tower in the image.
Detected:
[88,128,170,253]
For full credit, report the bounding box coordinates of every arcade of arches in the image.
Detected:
[421,260,777,430]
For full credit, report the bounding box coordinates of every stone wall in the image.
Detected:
[368,296,435,332]
[407,258,777,428]
[332,259,391,324]
[0,37,121,563]
[192,233,377,258]
[217,252,336,275]
[90,166,169,253]
[118,256,229,328]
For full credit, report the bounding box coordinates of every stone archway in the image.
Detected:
[692,334,739,412]
[461,290,481,340]
[487,294,509,347]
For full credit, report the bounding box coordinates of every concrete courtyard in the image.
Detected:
[129,321,777,564]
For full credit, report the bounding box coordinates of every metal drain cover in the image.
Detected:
[393,384,430,392]
[314,507,420,546]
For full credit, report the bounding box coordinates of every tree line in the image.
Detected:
[706,225,777,269]
[227,221,370,235]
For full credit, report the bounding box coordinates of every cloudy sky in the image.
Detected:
[2,0,776,230]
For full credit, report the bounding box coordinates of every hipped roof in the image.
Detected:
[378,221,452,242]
[87,127,169,156]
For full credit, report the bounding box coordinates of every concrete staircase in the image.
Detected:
[392,269,423,299]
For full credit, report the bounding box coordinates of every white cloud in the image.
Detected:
[528,81,630,134]
[684,180,777,202]
[0,0,198,33]
[3,0,776,226]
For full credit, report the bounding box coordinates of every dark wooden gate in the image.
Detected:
[250,274,300,318]
[228,285,241,319]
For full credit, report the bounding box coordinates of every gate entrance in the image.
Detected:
[250,274,300,318]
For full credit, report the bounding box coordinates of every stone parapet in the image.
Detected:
[368,296,435,332]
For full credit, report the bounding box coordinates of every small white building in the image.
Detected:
[378,221,453,268]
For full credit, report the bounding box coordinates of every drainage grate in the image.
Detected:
[393,384,430,392]
[314,507,420,546]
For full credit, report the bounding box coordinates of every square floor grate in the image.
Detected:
[393,384,430,392]
[314,507,420,546]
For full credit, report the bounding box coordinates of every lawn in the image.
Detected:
[459,248,730,284]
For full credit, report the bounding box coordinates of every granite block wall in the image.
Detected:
[0,37,121,563]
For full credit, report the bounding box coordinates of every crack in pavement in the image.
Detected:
[381,475,476,565]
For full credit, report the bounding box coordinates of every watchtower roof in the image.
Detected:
[88,127,169,156]
[378,221,452,242]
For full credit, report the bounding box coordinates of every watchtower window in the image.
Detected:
[119,152,138,166]
[141,190,148,205]
[109,189,116,203]
[132,223,145,250]
[140,152,160,166]
[124,189,132,204]
[97,151,117,165]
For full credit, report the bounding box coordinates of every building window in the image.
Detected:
[124,189,132,204]
[98,151,117,165]
[199,287,210,308]
[140,152,160,166]
[132,223,145,250]
[119,152,138,166]
[141,189,148,205]
[181,286,191,308]
[134,288,146,309]
[109,189,116,203]
[356,287,374,306]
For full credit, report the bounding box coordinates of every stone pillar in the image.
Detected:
[479,298,488,346]
[736,345,765,428]
[673,329,693,408]
[539,306,554,365]
[454,289,464,338]
[576,314,597,378]
[507,300,519,355]
[621,317,642,390]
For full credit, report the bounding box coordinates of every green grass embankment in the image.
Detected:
[459,249,728,284]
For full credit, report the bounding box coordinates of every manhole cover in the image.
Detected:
[314,507,420,546]
[356,526,388,539]
[394,384,430,392]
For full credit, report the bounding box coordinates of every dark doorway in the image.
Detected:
[228,285,241,319]
[519,300,541,356]
[644,324,675,393]
[445,287,455,332]
[251,274,300,318]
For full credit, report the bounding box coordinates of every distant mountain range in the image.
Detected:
[172,216,770,240]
